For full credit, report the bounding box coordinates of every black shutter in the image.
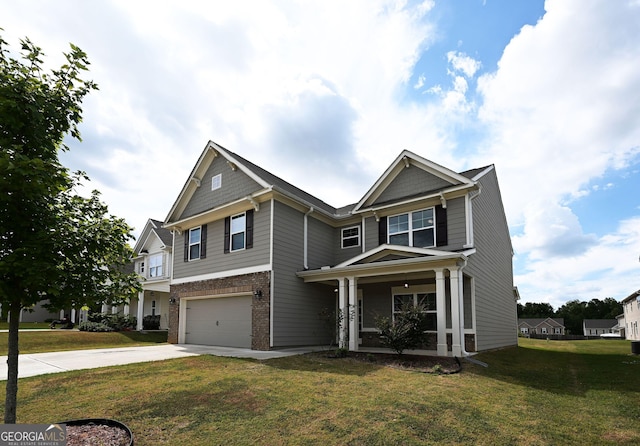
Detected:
[183,231,189,262]
[378,216,387,246]
[224,217,230,254]
[246,210,254,249]
[200,224,207,259]
[435,205,448,247]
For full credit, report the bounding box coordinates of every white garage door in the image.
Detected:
[185,296,252,348]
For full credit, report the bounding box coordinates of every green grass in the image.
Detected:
[0,322,55,330]
[1,337,639,445]
[0,330,168,355]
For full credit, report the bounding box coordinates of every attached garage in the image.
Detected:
[184,296,252,348]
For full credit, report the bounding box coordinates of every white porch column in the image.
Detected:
[70,309,76,324]
[449,268,462,357]
[101,304,108,314]
[123,304,130,316]
[337,278,347,349]
[435,269,448,356]
[348,276,358,351]
[136,291,145,331]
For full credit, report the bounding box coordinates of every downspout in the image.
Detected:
[303,207,314,270]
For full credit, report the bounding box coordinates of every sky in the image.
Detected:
[2,0,640,310]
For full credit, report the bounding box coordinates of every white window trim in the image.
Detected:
[149,253,163,278]
[230,212,246,252]
[391,284,437,331]
[341,225,361,249]
[188,226,202,261]
[212,174,222,191]
[388,207,435,248]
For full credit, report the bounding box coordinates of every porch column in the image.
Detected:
[136,290,145,331]
[123,303,130,316]
[70,309,76,324]
[435,269,447,356]
[337,278,347,349]
[101,304,108,314]
[348,276,358,351]
[449,267,462,357]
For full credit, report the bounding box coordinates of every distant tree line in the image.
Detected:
[517,298,622,335]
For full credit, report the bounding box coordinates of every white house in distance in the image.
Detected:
[128,219,173,330]
[622,289,640,341]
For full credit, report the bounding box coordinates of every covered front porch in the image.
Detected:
[298,245,476,357]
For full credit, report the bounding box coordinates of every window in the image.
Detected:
[151,300,157,316]
[149,254,163,278]
[554,327,562,334]
[138,261,145,274]
[541,327,548,334]
[211,174,222,190]
[188,227,201,260]
[341,226,360,248]
[392,289,437,331]
[230,213,246,251]
[388,208,435,248]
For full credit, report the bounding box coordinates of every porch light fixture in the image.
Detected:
[404,282,409,288]
[254,289,263,299]
[169,297,176,304]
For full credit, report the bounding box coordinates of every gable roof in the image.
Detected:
[518,318,565,328]
[352,150,481,213]
[165,141,496,227]
[583,319,617,329]
[133,218,173,255]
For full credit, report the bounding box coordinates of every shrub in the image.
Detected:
[79,321,115,332]
[142,315,161,330]
[87,313,137,331]
[374,304,429,355]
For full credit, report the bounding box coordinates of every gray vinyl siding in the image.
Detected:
[180,155,263,219]
[307,217,337,269]
[464,168,516,351]
[335,223,363,265]
[373,166,453,205]
[364,216,379,252]
[173,200,271,280]
[272,201,334,347]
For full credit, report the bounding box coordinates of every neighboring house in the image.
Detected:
[128,219,173,330]
[583,319,618,337]
[615,313,625,338]
[162,141,517,357]
[622,289,640,341]
[518,318,566,336]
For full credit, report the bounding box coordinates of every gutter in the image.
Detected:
[303,207,314,270]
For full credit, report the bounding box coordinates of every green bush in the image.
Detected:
[87,313,137,331]
[142,315,161,330]
[374,304,429,355]
[79,321,115,332]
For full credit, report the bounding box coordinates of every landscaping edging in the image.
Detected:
[58,419,133,446]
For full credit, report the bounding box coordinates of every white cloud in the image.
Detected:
[446,51,481,78]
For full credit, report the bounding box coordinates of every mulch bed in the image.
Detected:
[344,351,462,374]
[65,423,131,446]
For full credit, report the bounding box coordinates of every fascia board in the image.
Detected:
[164,188,273,232]
[352,183,474,216]
[132,219,154,254]
[298,253,466,282]
[471,164,495,181]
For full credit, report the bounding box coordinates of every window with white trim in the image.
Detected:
[188,227,202,260]
[230,213,246,251]
[392,286,437,331]
[341,226,360,248]
[388,208,435,247]
[149,253,163,278]
[211,174,222,191]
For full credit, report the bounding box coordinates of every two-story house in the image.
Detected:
[622,290,640,341]
[163,141,518,357]
[130,219,173,330]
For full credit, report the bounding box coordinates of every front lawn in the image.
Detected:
[1,338,638,445]
[0,330,168,355]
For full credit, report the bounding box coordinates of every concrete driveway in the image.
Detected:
[0,344,322,380]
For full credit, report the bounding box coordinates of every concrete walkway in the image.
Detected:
[0,344,322,380]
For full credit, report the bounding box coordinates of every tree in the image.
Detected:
[374,304,429,355]
[0,34,139,423]
[518,302,555,318]
[555,299,586,335]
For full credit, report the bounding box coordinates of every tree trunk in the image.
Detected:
[4,300,21,424]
